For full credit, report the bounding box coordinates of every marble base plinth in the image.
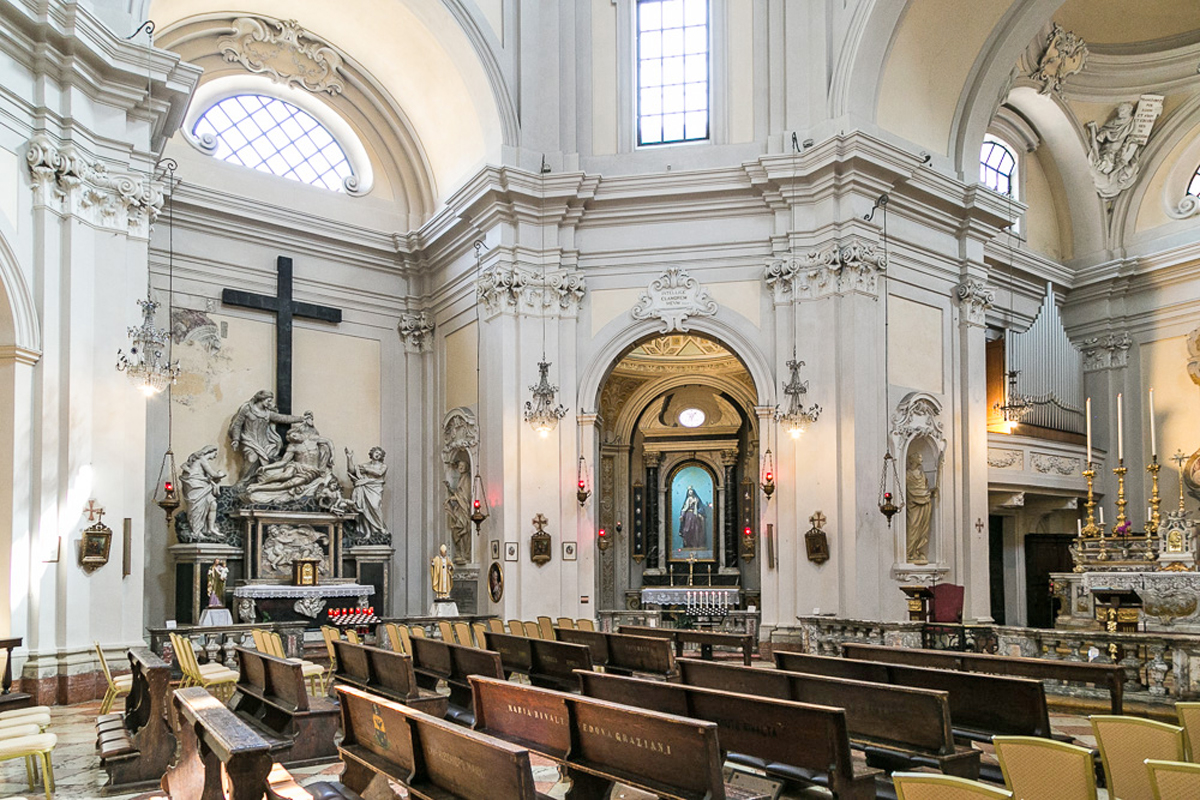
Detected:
[198,607,233,627]
[429,599,459,617]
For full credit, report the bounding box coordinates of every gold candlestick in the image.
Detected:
[1148,455,1162,533]
[1113,459,1129,533]
[1173,450,1188,515]
[1081,464,1100,536]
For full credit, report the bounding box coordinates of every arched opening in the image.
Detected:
[592,332,761,615]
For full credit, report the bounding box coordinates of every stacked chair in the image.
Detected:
[168,632,240,701]
[251,629,326,694]
[1091,715,1186,800]
[0,705,55,799]
[892,774,1011,799]
[993,736,1096,800]
[95,642,132,714]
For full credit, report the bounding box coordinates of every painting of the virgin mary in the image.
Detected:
[670,463,715,561]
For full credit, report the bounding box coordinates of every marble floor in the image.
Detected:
[0,697,1108,800]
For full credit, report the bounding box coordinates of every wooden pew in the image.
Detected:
[470,674,771,800]
[679,658,980,780]
[578,669,880,799]
[96,647,177,789]
[775,650,1053,742]
[228,646,339,765]
[162,686,275,800]
[841,642,1125,714]
[619,624,756,666]
[409,635,504,726]
[332,684,543,800]
[553,627,677,680]
[482,630,594,691]
[331,639,448,717]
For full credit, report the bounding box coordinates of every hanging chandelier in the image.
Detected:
[524,360,568,437]
[117,292,178,396]
[995,369,1032,430]
[775,355,821,437]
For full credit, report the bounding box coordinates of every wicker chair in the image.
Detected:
[1175,701,1200,760]
[893,773,1012,800]
[436,620,455,643]
[556,617,575,630]
[536,616,555,640]
[266,631,326,695]
[993,735,1097,800]
[452,621,474,647]
[486,618,505,634]
[507,619,524,636]
[1091,715,1187,800]
[170,633,239,701]
[1146,759,1200,799]
[94,642,132,715]
[523,621,541,639]
[576,618,595,631]
[471,622,489,648]
[409,625,426,639]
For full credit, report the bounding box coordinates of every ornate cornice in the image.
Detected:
[1080,331,1132,372]
[218,17,345,95]
[398,311,434,354]
[955,279,995,327]
[476,265,586,317]
[764,236,886,302]
[891,392,947,458]
[25,136,161,235]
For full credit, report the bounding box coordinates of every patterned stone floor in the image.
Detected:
[0,698,1113,799]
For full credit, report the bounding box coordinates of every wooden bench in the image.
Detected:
[578,669,881,799]
[470,674,770,800]
[227,646,339,765]
[329,684,546,800]
[0,637,33,713]
[619,624,756,666]
[554,627,678,680]
[482,630,594,691]
[409,635,504,726]
[331,639,448,717]
[162,685,278,800]
[842,642,1124,714]
[776,649,1053,742]
[95,647,176,789]
[679,658,980,780]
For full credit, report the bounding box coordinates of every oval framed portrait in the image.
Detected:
[488,561,504,603]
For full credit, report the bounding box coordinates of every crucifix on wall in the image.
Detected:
[222,256,343,414]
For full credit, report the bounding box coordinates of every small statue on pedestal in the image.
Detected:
[430,544,454,600]
[206,558,228,608]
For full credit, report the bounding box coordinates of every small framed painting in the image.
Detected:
[490,540,500,560]
[562,541,577,561]
[504,541,519,562]
[488,562,504,603]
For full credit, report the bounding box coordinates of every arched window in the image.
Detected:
[980,135,1018,198]
[637,0,710,146]
[192,94,355,192]
[1188,165,1200,197]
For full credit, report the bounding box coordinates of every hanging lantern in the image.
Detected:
[155,448,181,525]
[470,472,489,531]
[760,448,776,500]
[576,455,592,507]
[878,449,905,526]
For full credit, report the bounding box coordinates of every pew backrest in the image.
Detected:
[235,646,310,713]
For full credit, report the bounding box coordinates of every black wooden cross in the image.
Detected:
[222,256,342,414]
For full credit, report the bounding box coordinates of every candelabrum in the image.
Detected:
[1148,455,1162,533]
[1113,459,1129,533]
[1081,463,1100,536]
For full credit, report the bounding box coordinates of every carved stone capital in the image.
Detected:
[1080,331,1132,372]
[218,17,345,95]
[955,279,995,327]
[630,268,718,333]
[764,237,885,303]
[476,266,586,318]
[642,451,664,469]
[398,311,434,354]
[719,449,740,468]
[26,135,161,235]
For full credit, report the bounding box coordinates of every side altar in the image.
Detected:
[169,390,393,626]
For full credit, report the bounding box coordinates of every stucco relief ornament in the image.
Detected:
[476,266,586,316]
[890,393,946,455]
[398,311,434,353]
[1031,23,1088,95]
[218,17,345,95]
[1086,94,1164,199]
[631,268,717,333]
[1080,331,1132,372]
[26,135,161,232]
[1187,326,1200,387]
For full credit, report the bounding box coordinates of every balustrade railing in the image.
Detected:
[148,621,310,674]
[782,615,1200,705]
[599,609,760,642]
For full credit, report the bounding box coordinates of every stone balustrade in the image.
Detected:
[599,609,761,643]
[148,621,311,673]
[779,615,1200,705]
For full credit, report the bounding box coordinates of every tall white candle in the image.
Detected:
[1086,398,1093,464]
[1149,388,1157,457]
[1117,393,1124,461]
[1099,506,1105,525]
[1077,519,1082,535]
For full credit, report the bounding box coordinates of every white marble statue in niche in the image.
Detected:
[905,451,935,564]
[444,454,472,564]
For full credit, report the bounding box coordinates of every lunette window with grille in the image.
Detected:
[1188,165,1200,197]
[192,95,355,192]
[980,136,1018,198]
[637,0,710,146]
